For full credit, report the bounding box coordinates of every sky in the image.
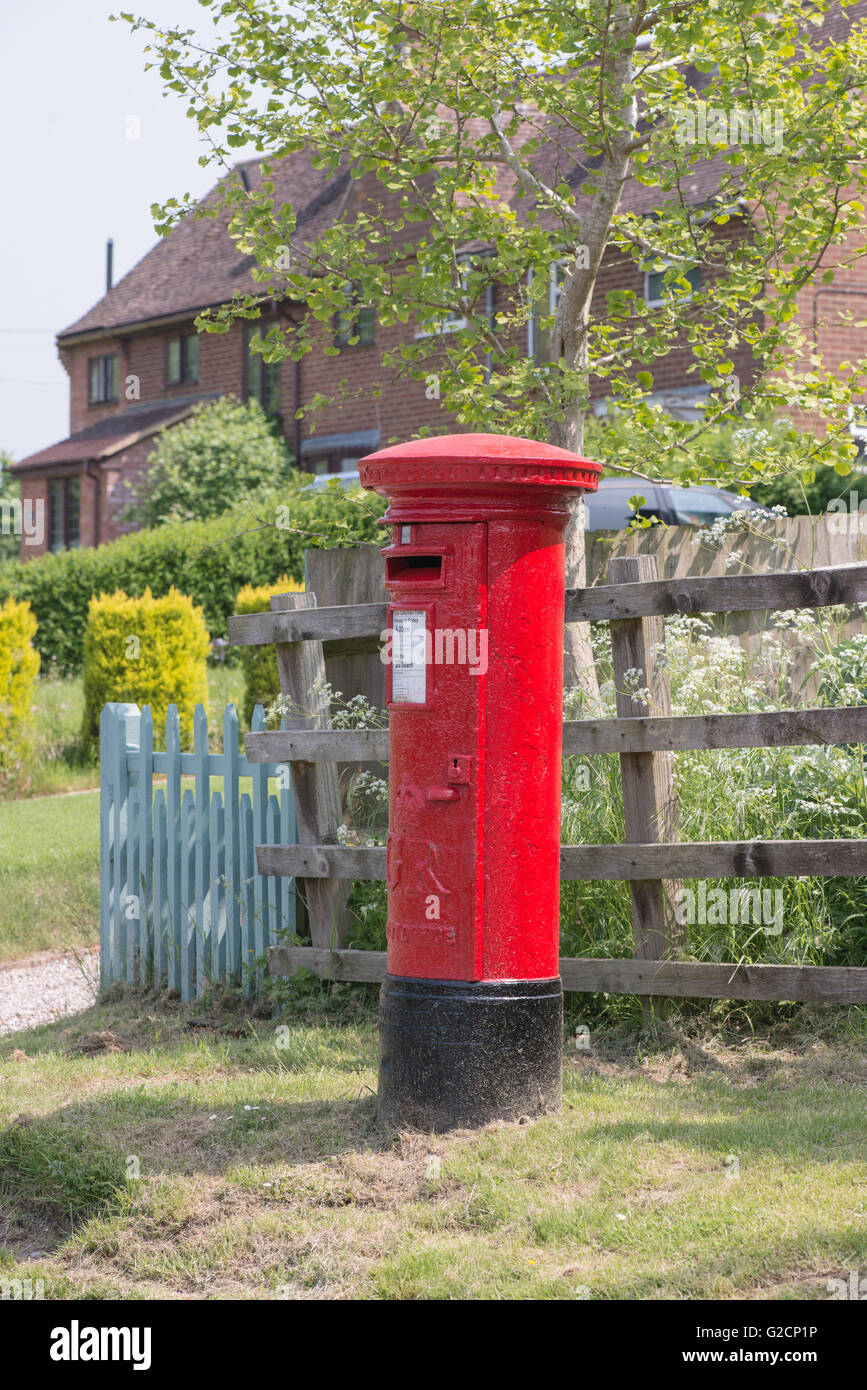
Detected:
[0,0,257,461]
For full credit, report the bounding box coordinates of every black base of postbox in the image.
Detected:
[377,974,563,1132]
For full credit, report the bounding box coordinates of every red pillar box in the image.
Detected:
[359,433,602,1130]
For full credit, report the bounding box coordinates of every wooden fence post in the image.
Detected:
[180,786,196,1001]
[304,544,388,795]
[608,554,682,1022]
[152,789,168,989]
[99,702,140,989]
[193,704,211,996]
[271,591,353,949]
[222,703,242,985]
[137,706,154,984]
[123,707,141,986]
[99,704,115,989]
[165,704,182,995]
[250,703,270,985]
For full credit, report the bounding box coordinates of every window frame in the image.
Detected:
[49,475,81,552]
[847,401,867,443]
[333,285,375,348]
[414,257,472,339]
[528,261,566,362]
[165,332,200,386]
[644,261,701,308]
[306,451,363,477]
[88,353,119,406]
[245,321,283,420]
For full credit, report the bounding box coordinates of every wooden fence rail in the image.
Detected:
[253,837,867,883]
[243,705,867,764]
[267,947,867,1004]
[227,562,867,652]
[226,556,867,1006]
[99,701,296,1000]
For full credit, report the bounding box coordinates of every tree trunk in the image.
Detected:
[549,4,639,706]
[548,411,600,705]
[562,495,600,702]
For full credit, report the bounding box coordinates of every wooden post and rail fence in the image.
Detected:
[227,553,867,1008]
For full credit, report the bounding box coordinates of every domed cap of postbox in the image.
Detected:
[358,433,602,522]
[359,431,601,493]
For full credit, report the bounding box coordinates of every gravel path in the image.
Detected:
[0,947,100,1036]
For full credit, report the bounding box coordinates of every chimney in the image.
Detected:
[106,238,114,293]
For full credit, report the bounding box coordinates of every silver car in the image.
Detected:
[585,477,772,530]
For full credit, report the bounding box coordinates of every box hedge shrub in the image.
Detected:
[0,476,384,676]
[0,595,40,787]
[234,574,304,725]
[81,587,210,750]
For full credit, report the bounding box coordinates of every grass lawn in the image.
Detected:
[1,993,865,1300]
[0,663,251,963]
[0,772,282,965]
[18,664,245,800]
[0,791,100,961]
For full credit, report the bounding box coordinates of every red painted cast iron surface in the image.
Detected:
[359,433,601,984]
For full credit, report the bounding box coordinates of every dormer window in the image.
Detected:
[88,354,118,405]
[166,333,199,385]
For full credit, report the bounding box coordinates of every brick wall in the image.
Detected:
[588,218,760,402]
[789,216,867,438]
[61,319,248,434]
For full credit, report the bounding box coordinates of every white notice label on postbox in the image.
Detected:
[392,610,427,704]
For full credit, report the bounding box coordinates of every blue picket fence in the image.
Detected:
[99,701,296,999]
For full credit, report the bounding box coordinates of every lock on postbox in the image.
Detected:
[359,433,602,1130]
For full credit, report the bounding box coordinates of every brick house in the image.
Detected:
[15,147,458,558]
[14,5,867,557]
[8,150,750,558]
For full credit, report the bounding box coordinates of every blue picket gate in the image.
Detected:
[99,701,296,999]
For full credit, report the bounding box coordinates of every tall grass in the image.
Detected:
[561,607,867,991]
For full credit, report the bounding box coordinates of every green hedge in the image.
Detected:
[0,594,40,789]
[234,574,305,726]
[0,478,384,676]
[81,587,210,750]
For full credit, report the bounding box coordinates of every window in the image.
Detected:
[308,452,362,476]
[334,285,375,347]
[847,402,867,442]
[439,303,467,333]
[166,333,199,385]
[585,485,663,532]
[88,354,118,405]
[529,263,566,363]
[669,486,735,526]
[300,430,378,480]
[245,323,282,419]
[49,477,80,551]
[644,262,701,306]
[415,258,471,337]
